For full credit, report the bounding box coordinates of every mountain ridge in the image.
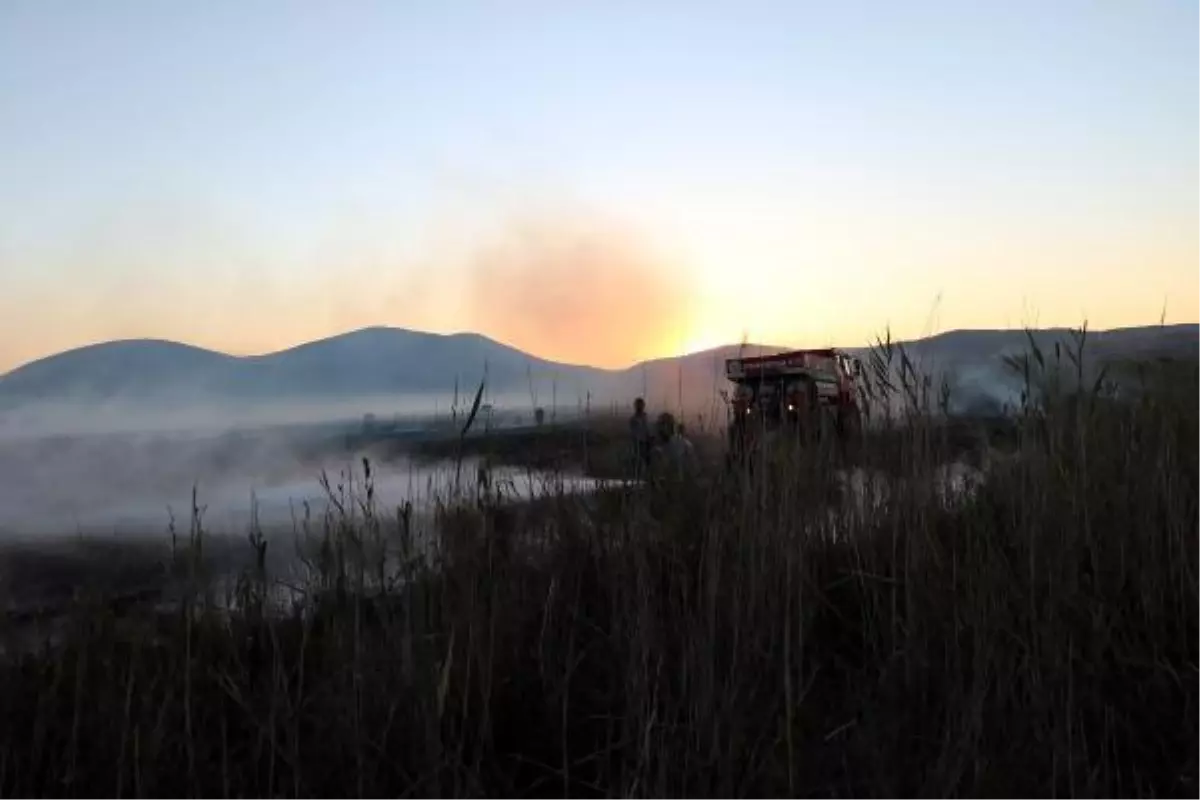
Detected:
[1,323,1195,411]
[0,326,615,406]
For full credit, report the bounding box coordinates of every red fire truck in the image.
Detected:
[725,348,865,452]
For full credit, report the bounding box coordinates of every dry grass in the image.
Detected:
[0,332,1194,798]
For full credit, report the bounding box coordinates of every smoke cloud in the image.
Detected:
[459,216,696,369]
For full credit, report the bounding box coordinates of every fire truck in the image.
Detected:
[725,348,865,453]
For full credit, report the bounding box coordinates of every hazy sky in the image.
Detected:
[1,1,1196,371]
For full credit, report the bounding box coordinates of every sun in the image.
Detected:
[677,329,729,356]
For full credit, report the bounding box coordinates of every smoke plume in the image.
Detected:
[460,216,695,368]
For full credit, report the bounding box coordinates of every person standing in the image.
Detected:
[629,397,652,472]
[663,417,697,476]
[672,423,697,464]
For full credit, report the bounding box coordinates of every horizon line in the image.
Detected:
[3,319,1197,378]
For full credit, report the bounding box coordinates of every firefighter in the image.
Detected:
[667,421,697,472]
[629,397,652,472]
[653,412,696,477]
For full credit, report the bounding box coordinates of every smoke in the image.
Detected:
[0,391,464,537]
[0,424,424,537]
[0,420,606,540]
[0,395,457,442]
[944,361,1025,416]
[460,215,695,369]
[0,426,319,537]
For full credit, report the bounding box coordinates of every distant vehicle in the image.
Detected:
[725,348,865,454]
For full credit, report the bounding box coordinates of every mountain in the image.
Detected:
[847,324,1200,415]
[620,324,1199,415]
[0,327,612,409]
[0,324,1195,418]
[0,339,237,401]
[857,324,1199,367]
[233,328,610,400]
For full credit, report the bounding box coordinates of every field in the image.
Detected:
[0,336,1195,797]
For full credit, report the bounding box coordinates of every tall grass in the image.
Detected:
[0,332,1194,797]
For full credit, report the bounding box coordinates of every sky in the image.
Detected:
[1,0,1196,371]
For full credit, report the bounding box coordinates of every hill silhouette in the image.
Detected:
[0,324,1195,417]
[0,327,609,408]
